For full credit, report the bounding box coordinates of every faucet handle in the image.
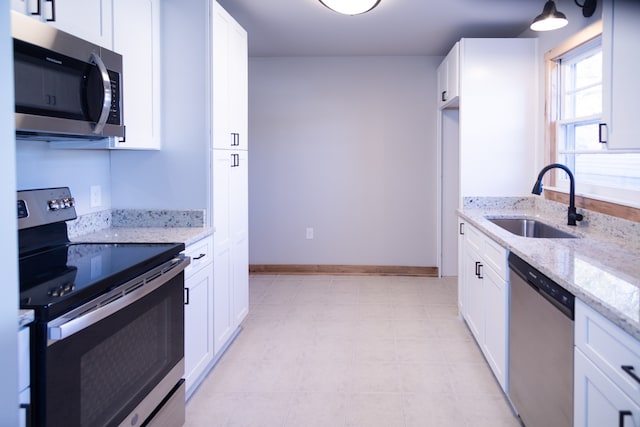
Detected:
[568,207,583,226]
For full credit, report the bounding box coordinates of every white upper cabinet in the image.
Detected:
[437,42,459,109]
[601,0,640,150]
[111,0,161,150]
[211,1,248,151]
[12,0,112,48]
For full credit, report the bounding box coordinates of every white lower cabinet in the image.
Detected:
[574,299,640,426]
[212,149,249,355]
[18,326,30,427]
[575,349,640,426]
[184,236,214,398]
[458,220,509,392]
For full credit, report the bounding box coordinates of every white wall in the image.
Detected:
[1,0,19,423]
[16,142,112,215]
[249,56,440,267]
[110,0,210,211]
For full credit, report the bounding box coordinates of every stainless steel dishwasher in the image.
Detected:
[508,253,575,427]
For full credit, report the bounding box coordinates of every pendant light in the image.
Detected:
[318,0,381,15]
[530,0,568,31]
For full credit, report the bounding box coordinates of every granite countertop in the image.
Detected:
[19,309,34,328]
[459,199,640,340]
[74,226,213,247]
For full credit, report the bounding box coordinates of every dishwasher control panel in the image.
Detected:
[509,252,575,318]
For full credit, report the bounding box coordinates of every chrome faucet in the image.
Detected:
[532,163,583,226]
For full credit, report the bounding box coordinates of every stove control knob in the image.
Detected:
[48,199,61,211]
[48,283,75,298]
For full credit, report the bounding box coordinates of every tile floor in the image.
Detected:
[185,275,520,427]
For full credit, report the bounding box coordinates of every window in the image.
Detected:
[545,23,640,210]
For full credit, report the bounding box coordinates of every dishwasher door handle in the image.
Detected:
[621,365,640,384]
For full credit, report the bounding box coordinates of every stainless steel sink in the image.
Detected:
[486,217,577,239]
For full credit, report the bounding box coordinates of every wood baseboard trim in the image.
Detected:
[249,264,439,277]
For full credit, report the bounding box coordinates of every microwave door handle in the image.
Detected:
[89,52,112,135]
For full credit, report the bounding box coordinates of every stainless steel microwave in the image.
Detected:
[12,11,125,141]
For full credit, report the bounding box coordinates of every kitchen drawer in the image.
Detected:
[185,236,213,278]
[463,222,507,280]
[482,236,508,281]
[18,326,29,393]
[575,299,640,403]
[464,222,484,254]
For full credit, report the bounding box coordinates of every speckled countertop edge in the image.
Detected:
[73,226,213,247]
[19,309,34,328]
[458,205,640,340]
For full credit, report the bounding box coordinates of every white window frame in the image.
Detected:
[544,21,640,210]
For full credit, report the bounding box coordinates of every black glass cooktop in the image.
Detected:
[20,242,184,320]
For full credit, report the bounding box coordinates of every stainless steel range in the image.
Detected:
[18,187,189,427]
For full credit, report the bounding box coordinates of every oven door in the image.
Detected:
[34,257,187,427]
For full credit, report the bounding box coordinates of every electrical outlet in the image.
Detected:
[90,185,102,208]
[306,227,314,240]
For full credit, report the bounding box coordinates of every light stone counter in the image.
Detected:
[19,309,34,328]
[74,226,212,247]
[459,197,640,340]
[68,208,213,247]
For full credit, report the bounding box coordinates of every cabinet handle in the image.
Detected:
[30,0,41,16]
[184,288,190,305]
[459,223,464,235]
[20,403,32,427]
[192,253,206,260]
[619,410,632,427]
[441,91,447,102]
[599,123,607,144]
[621,365,640,384]
[231,132,240,147]
[45,0,55,21]
[476,262,483,279]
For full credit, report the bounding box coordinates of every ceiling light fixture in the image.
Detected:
[318,0,381,15]
[530,1,568,31]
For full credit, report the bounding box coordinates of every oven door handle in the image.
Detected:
[47,255,190,344]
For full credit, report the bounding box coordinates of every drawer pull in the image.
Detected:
[192,253,206,261]
[621,365,640,384]
[619,410,632,427]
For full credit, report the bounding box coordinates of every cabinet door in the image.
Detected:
[211,1,231,150]
[462,244,483,344]
[213,150,234,353]
[184,264,214,394]
[575,348,640,427]
[437,42,459,109]
[457,220,466,315]
[437,56,448,107]
[482,264,508,391]
[228,21,248,151]
[11,0,112,47]
[51,0,112,47]
[601,0,640,149]
[231,151,249,325]
[111,0,161,150]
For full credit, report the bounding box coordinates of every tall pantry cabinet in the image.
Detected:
[210,0,249,355]
[438,38,536,392]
